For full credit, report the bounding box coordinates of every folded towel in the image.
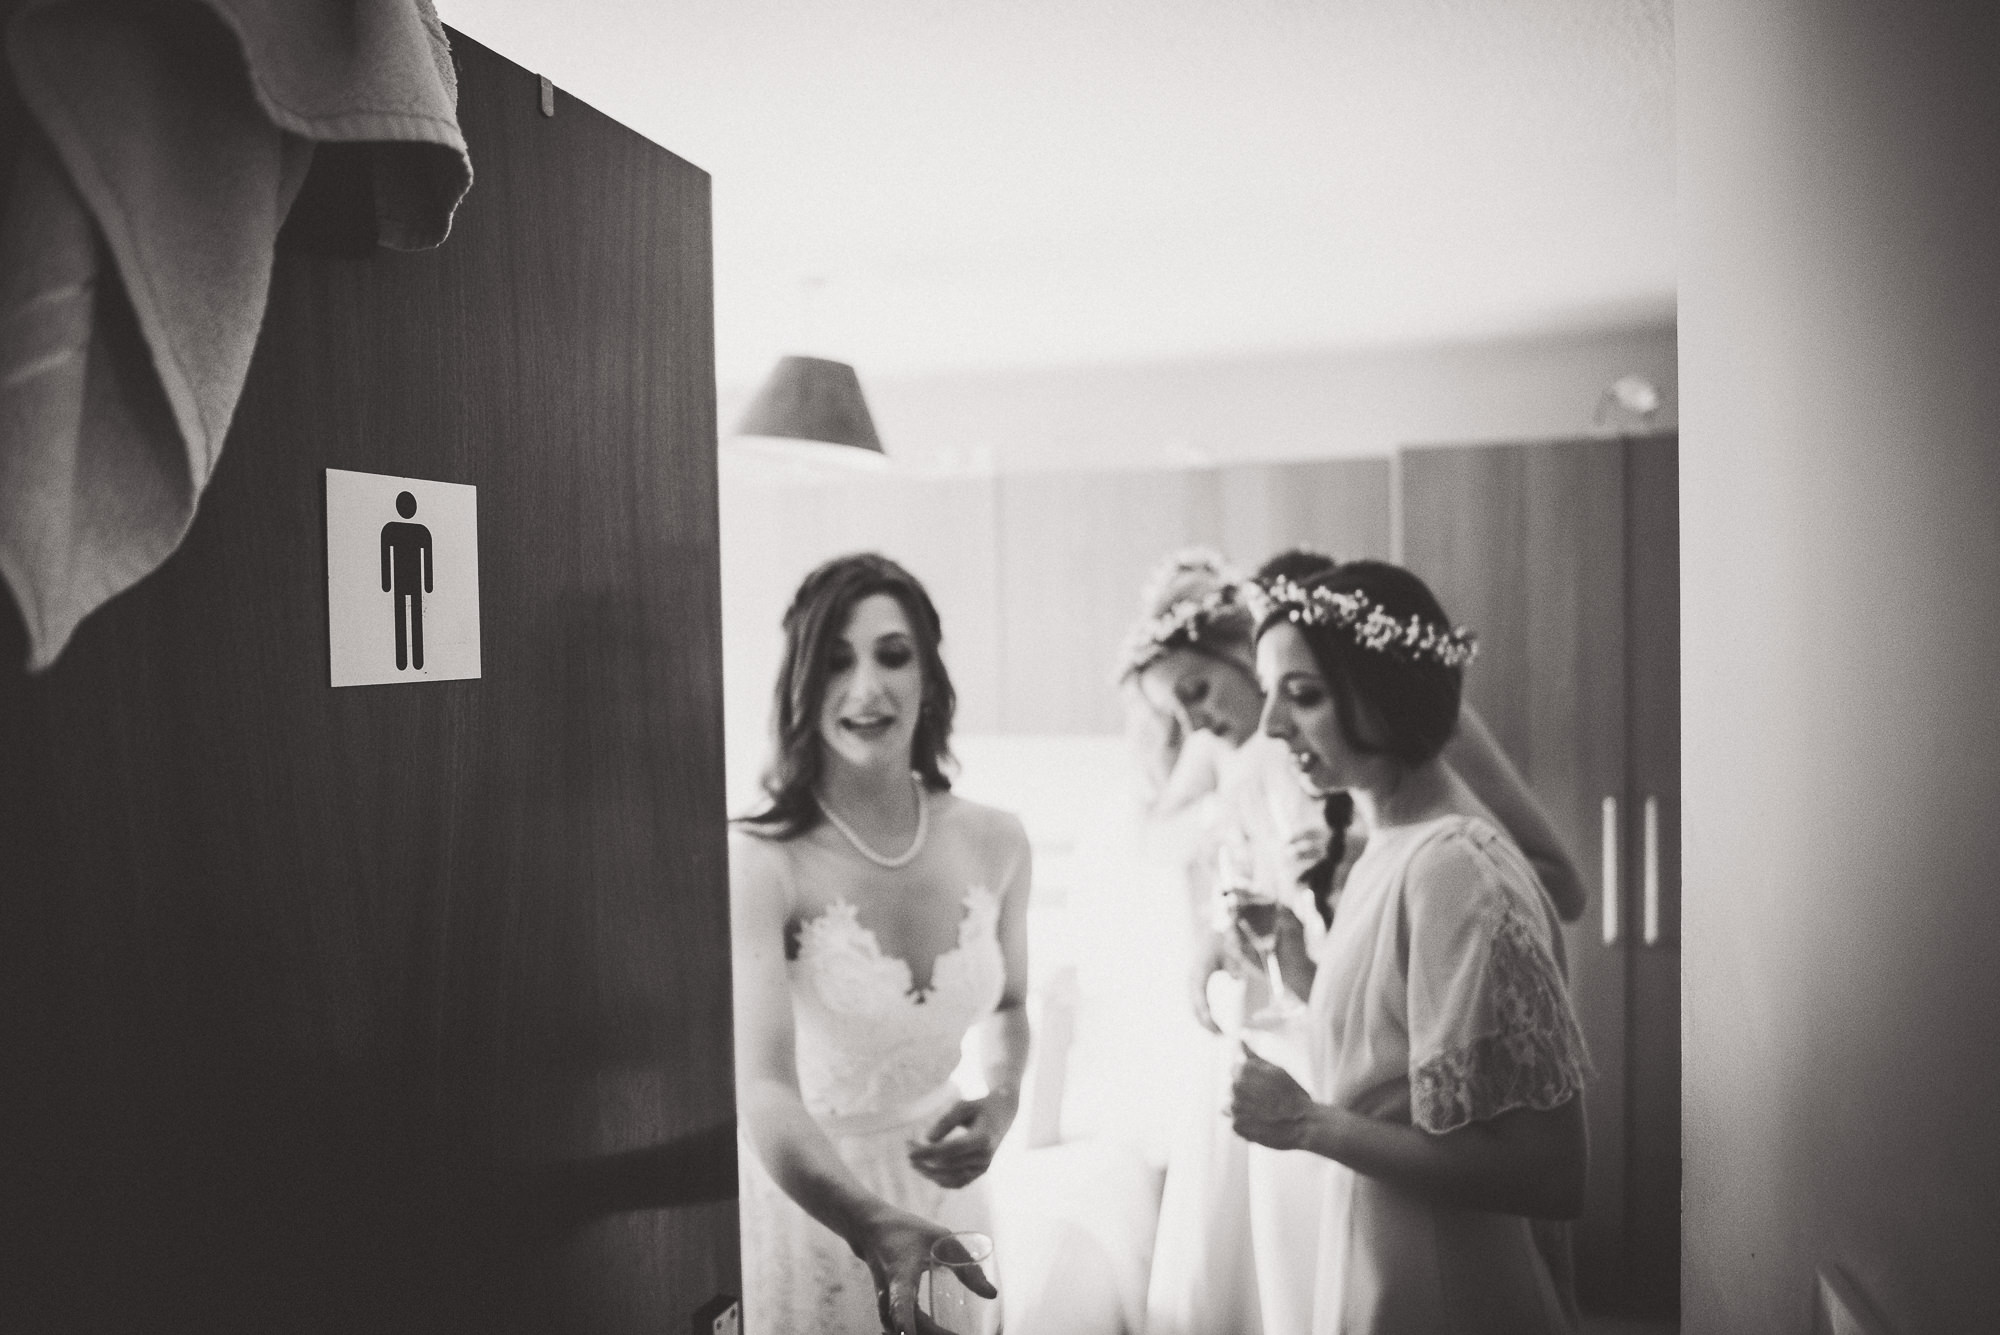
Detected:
[0,0,471,670]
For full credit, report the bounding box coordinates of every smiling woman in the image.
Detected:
[731,552,1032,1335]
[1232,560,1592,1334]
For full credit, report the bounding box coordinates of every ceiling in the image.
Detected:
[440,1,1675,391]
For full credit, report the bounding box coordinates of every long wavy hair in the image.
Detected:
[741,552,956,840]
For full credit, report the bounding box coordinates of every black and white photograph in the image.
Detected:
[1,2,1995,1334]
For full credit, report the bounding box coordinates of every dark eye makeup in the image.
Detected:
[829,636,915,674]
[1284,679,1326,707]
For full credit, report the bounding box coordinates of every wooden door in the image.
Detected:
[1400,439,1632,1309]
[0,35,734,1334]
[1216,458,1393,565]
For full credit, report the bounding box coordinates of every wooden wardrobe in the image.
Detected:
[0,35,736,1333]
[1400,433,1680,1317]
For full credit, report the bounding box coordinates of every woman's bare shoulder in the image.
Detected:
[728,822,798,887]
[932,791,1031,858]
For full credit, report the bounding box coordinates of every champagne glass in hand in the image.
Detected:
[1218,841,1305,1032]
[919,1231,997,1334]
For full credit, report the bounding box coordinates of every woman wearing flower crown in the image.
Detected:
[733,552,1029,1335]
[1124,549,1585,1335]
[1229,560,1590,1334]
[1123,549,1332,1335]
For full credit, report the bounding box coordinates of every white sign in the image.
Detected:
[325,468,481,687]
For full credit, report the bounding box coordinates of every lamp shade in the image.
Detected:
[733,355,883,456]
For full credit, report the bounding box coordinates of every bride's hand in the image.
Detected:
[856,1207,997,1335]
[1187,933,1231,1033]
[906,1090,1017,1190]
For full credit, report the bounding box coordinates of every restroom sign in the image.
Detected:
[325,468,482,687]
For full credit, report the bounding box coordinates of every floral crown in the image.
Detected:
[1116,582,1250,680]
[1246,575,1479,670]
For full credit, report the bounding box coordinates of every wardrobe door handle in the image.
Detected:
[1601,795,1621,947]
[1643,795,1662,946]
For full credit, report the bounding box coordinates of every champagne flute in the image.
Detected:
[919,1230,996,1334]
[1210,836,1259,1025]
[1217,838,1307,1043]
[1239,887,1305,1025]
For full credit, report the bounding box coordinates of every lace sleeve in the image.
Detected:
[1403,826,1593,1135]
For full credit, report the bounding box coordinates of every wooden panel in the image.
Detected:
[1522,440,1630,1307]
[0,35,733,1333]
[1401,439,1632,1308]
[1399,445,1532,758]
[1217,458,1393,565]
[1623,433,1680,1315]
[997,468,1221,733]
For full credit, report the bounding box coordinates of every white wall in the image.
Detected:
[1680,2,2000,1330]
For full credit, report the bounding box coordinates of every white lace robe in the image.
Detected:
[1305,814,1590,1335]
[740,885,1006,1335]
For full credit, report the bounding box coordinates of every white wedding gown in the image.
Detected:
[1145,735,1332,1335]
[740,881,1007,1335]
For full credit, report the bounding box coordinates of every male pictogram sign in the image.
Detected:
[327,470,481,687]
[380,491,433,670]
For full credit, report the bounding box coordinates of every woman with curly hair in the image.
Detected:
[733,552,1029,1335]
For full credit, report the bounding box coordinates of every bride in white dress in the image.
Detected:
[733,552,1032,1335]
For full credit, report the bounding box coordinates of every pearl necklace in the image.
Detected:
[819,772,929,869]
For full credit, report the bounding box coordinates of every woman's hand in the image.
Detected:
[1268,902,1317,1001]
[1186,932,1238,1033]
[1228,1045,1321,1151]
[1219,895,1276,980]
[906,1090,1018,1190]
[855,1206,997,1335]
[1278,825,1331,886]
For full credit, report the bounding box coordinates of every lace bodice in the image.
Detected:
[788,885,1006,1124]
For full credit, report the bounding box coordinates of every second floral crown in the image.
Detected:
[1116,582,1247,680]
[1246,575,1479,671]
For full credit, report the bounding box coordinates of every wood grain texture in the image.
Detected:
[997,468,1223,733]
[1522,440,1631,1309]
[1399,445,1531,756]
[1401,438,1634,1309]
[1217,458,1393,566]
[1622,433,1680,1315]
[0,33,733,1333]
